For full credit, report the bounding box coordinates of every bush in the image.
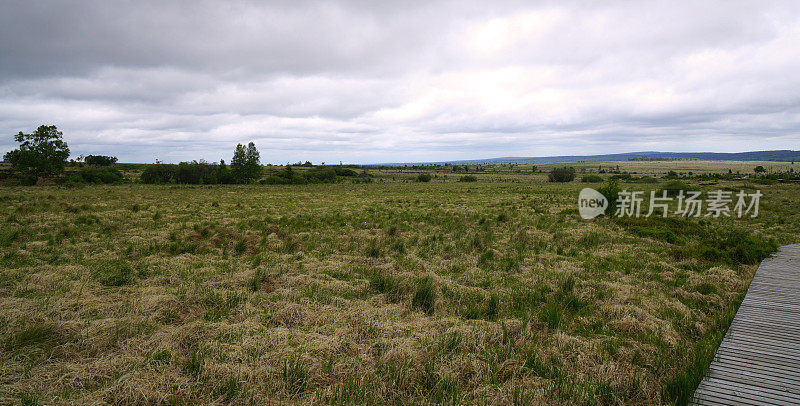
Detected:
[141,164,177,184]
[334,167,358,177]
[459,175,478,182]
[68,166,124,184]
[305,167,337,183]
[597,180,621,216]
[261,165,307,185]
[705,229,777,265]
[581,175,603,183]
[548,167,575,182]
[84,155,118,166]
[176,161,219,184]
[262,165,342,185]
[417,173,432,182]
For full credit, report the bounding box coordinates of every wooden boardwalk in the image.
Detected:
[691,244,800,405]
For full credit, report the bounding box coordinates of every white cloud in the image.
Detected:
[1,0,799,163]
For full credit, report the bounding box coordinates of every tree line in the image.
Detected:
[1,125,266,185]
[140,142,261,184]
[2,125,369,185]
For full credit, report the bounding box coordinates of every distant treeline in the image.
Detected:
[3,125,798,186]
[140,160,366,185]
[628,156,698,161]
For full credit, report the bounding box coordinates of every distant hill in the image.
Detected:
[382,150,800,165]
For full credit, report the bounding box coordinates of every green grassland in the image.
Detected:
[1,161,799,404]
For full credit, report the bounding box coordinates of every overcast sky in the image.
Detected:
[1,1,799,164]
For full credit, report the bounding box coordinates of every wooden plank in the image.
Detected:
[712,353,800,376]
[727,322,800,338]
[714,347,800,370]
[700,377,800,405]
[706,358,800,384]
[703,369,800,396]
[691,244,800,405]
[695,382,792,406]
[704,364,800,388]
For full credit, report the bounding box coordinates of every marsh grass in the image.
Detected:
[411,276,436,315]
[0,163,797,404]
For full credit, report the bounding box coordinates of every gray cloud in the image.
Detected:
[1,0,799,163]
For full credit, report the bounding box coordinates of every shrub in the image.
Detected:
[334,168,358,177]
[412,276,436,314]
[141,163,177,184]
[68,166,124,184]
[305,167,338,183]
[581,175,603,183]
[217,160,233,184]
[459,175,478,182]
[261,165,307,185]
[417,173,432,182]
[709,229,777,265]
[175,161,221,184]
[84,155,118,166]
[597,180,621,216]
[669,227,778,266]
[262,165,357,184]
[548,167,575,182]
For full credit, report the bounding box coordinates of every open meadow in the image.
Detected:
[1,161,799,404]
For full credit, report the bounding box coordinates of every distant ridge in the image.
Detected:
[379,150,800,165]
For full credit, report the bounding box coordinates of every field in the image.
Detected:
[1,161,799,404]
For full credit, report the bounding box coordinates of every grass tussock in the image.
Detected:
[411,276,436,315]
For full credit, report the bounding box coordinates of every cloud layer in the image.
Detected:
[1,0,799,163]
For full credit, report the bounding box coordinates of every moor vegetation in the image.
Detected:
[1,160,798,404]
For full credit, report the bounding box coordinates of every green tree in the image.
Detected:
[217,159,233,184]
[4,125,70,185]
[754,165,766,173]
[84,155,118,166]
[231,142,262,183]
